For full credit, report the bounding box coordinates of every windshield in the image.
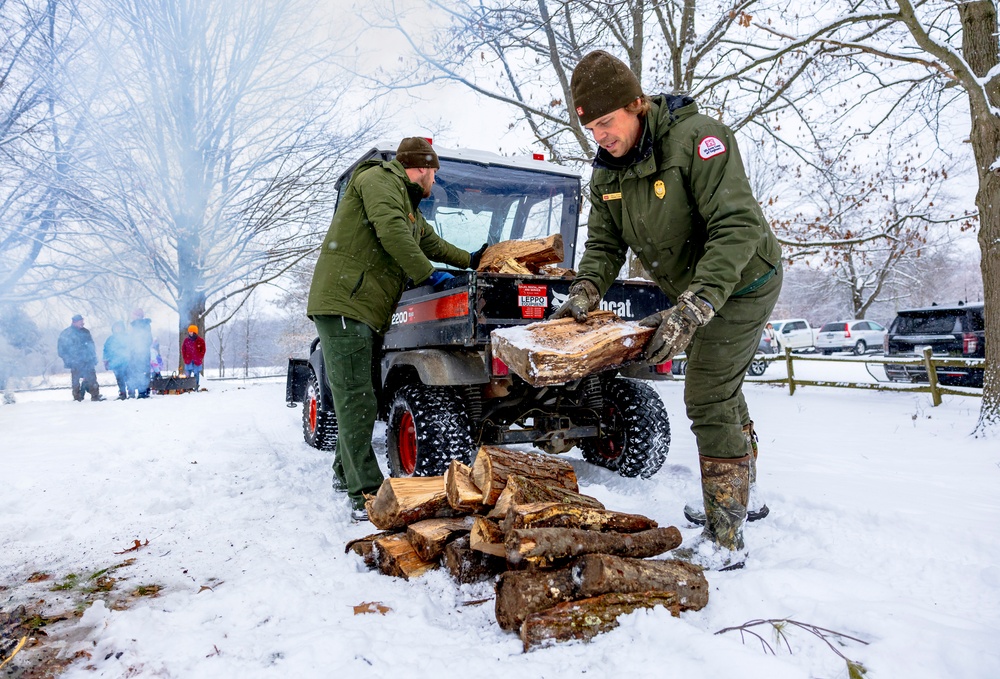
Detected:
[893,313,961,334]
[422,158,580,266]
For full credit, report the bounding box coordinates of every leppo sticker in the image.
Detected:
[698,136,726,160]
[518,283,548,319]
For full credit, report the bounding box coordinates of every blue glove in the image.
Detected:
[427,271,455,290]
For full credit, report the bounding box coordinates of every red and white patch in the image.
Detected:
[576,106,585,116]
[697,136,726,160]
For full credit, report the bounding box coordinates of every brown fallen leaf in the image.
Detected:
[114,539,149,555]
[353,601,391,616]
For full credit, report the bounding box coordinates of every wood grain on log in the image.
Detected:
[406,516,474,561]
[487,475,604,519]
[477,234,563,273]
[494,554,707,630]
[443,535,507,584]
[471,446,578,506]
[444,460,484,513]
[520,591,683,651]
[490,310,654,387]
[365,477,455,530]
[500,502,658,534]
[469,516,506,557]
[345,531,396,569]
[505,526,682,566]
[372,533,438,580]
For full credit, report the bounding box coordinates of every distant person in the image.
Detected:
[57,314,105,402]
[150,338,165,379]
[127,308,153,399]
[102,321,130,400]
[763,322,777,354]
[182,325,207,388]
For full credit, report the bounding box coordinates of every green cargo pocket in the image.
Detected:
[327,335,370,389]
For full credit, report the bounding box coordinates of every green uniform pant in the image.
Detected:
[313,315,385,509]
[684,266,782,459]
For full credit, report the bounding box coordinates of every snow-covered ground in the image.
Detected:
[2,368,998,678]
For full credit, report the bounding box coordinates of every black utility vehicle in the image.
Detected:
[286,144,673,479]
[883,302,985,387]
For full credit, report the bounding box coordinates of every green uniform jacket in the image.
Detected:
[576,95,781,313]
[307,159,471,333]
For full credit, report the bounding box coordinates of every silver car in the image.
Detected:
[816,319,887,355]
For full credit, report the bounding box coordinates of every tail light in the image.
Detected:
[532,153,544,161]
[844,323,851,338]
[655,360,672,374]
[963,333,978,354]
[491,356,510,376]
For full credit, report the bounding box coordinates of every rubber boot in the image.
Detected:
[673,454,751,570]
[684,421,769,524]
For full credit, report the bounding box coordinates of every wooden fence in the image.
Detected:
[747,347,984,406]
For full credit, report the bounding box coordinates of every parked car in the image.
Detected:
[883,302,985,387]
[769,318,817,352]
[815,320,887,355]
[672,329,772,377]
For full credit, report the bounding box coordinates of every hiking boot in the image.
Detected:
[673,454,751,570]
[350,507,369,522]
[683,422,769,525]
[91,394,106,402]
[332,477,347,493]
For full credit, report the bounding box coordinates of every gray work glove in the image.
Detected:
[552,280,601,322]
[639,290,715,364]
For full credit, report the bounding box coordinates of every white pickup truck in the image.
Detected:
[770,318,817,352]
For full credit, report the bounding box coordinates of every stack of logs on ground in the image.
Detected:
[346,446,709,651]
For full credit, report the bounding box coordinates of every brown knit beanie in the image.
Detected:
[395,137,440,169]
[570,51,643,125]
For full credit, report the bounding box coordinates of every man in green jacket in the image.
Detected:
[307,137,486,520]
[556,51,782,568]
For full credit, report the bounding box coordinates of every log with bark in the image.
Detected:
[490,310,654,387]
[365,477,456,530]
[476,234,563,273]
[444,460,484,513]
[345,531,396,570]
[443,535,507,584]
[406,516,474,561]
[494,554,708,630]
[471,445,578,506]
[487,474,604,519]
[500,502,657,534]
[469,516,506,558]
[520,590,685,651]
[372,533,438,580]
[505,526,682,567]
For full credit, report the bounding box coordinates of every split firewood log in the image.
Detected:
[505,526,682,567]
[500,502,658,534]
[471,446,578,506]
[365,477,456,530]
[372,533,438,580]
[537,265,574,278]
[487,474,604,519]
[520,590,685,651]
[494,554,708,630]
[490,310,654,387]
[444,460,484,513]
[345,531,396,569]
[406,516,474,561]
[476,234,563,273]
[443,535,507,584]
[469,516,506,558]
[497,259,533,275]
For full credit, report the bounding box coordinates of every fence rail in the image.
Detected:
[748,347,984,406]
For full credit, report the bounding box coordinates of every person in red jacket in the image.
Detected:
[182,325,207,388]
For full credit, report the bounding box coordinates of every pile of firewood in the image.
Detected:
[475,234,573,278]
[346,446,709,651]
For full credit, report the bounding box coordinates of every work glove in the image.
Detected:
[639,290,715,364]
[427,271,455,290]
[551,280,601,322]
[469,243,489,270]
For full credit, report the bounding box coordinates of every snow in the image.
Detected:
[2,368,999,678]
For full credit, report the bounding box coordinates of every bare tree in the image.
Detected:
[62,0,379,362]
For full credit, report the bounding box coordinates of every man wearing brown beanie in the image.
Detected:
[555,50,783,569]
[307,137,485,521]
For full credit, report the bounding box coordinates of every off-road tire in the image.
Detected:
[302,370,337,451]
[581,378,670,478]
[387,384,474,477]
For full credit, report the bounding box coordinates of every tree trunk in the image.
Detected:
[505,526,682,567]
[960,0,1000,434]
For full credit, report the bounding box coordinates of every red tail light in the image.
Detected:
[844,323,851,338]
[491,357,509,376]
[963,333,978,354]
[532,153,544,161]
[655,360,672,374]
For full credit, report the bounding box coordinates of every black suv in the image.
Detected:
[883,302,985,387]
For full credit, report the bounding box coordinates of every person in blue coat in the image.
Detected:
[57,314,105,401]
[103,321,130,399]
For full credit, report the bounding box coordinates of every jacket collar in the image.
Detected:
[592,94,698,176]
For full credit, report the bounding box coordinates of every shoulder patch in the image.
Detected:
[697,136,726,160]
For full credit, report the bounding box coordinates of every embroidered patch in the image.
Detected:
[698,136,726,160]
[576,106,585,116]
[602,192,622,201]
[654,180,665,199]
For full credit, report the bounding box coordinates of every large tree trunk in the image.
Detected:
[960,0,1000,434]
[505,526,682,567]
